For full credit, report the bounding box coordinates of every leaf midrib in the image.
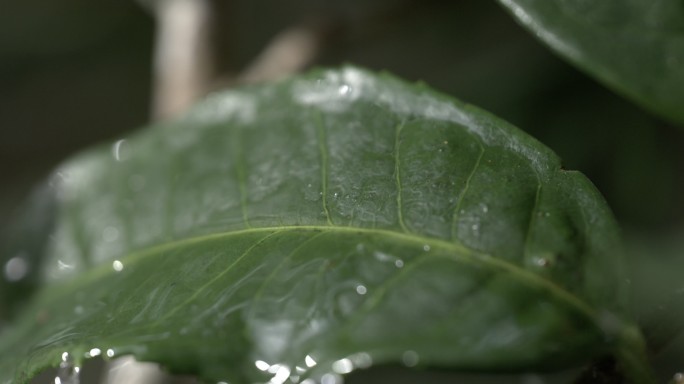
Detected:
[41,224,599,327]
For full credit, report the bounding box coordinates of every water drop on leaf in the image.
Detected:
[55,352,79,384]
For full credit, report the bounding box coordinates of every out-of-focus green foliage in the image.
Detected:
[498,0,684,126]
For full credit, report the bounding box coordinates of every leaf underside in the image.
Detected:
[498,0,684,126]
[0,67,646,383]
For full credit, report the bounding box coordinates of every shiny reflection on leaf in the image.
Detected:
[270,364,291,384]
[320,373,342,384]
[332,358,354,375]
[86,348,101,358]
[112,260,124,272]
[401,351,419,367]
[3,255,29,282]
[304,355,317,368]
[255,360,270,372]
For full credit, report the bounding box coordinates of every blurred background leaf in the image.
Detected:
[498,0,684,126]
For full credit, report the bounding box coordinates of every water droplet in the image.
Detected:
[349,352,373,369]
[481,204,489,213]
[338,84,352,95]
[333,192,339,199]
[102,226,120,242]
[106,349,115,358]
[307,183,312,188]
[423,245,430,252]
[373,251,394,262]
[402,350,419,367]
[112,260,124,272]
[305,355,317,368]
[4,254,29,282]
[255,360,270,371]
[55,352,80,384]
[356,285,367,295]
[471,224,479,231]
[74,306,84,315]
[268,364,281,374]
[111,139,129,162]
[332,358,354,374]
[394,259,404,268]
[320,373,342,384]
[86,348,101,358]
[271,365,291,384]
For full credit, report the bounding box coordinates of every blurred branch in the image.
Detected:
[146,0,213,120]
[102,357,199,384]
[103,357,164,384]
[237,23,325,84]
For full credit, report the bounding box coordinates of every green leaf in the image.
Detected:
[0,67,651,383]
[498,0,684,126]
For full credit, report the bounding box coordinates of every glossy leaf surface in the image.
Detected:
[498,0,684,125]
[0,67,649,383]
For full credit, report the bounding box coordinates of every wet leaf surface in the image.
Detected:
[0,67,650,383]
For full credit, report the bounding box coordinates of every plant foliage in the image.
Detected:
[0,68,652,383]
